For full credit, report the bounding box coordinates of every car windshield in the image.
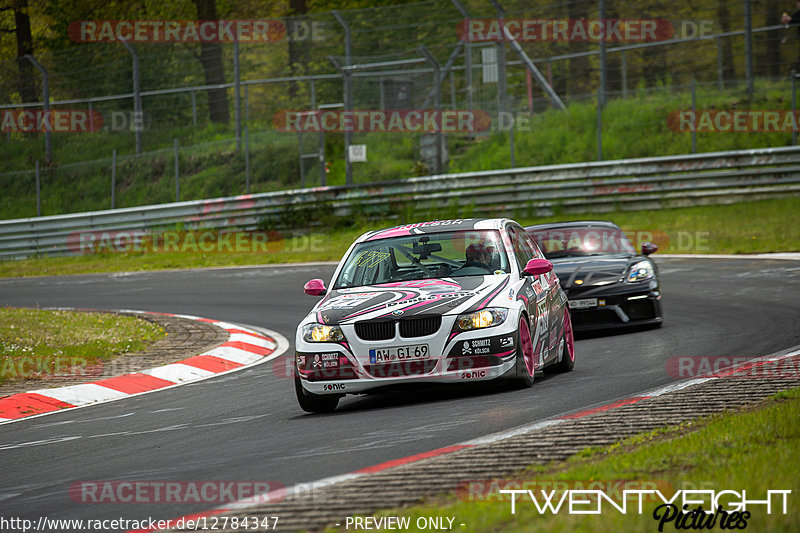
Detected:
[333,230,510,289]
[529,226,636,259]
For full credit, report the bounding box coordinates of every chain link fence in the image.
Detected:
[2,0,799,219]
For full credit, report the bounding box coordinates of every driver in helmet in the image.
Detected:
[464,242,498,270]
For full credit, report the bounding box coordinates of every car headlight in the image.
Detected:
[626,261,655,283]
[301,323,345,342]
[456,308,508,331]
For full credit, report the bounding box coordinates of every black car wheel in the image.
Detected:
[552,308,575,373]
[295,374,339,413]
[513,314,535,388]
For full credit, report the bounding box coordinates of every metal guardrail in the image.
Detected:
[2,145,800,259]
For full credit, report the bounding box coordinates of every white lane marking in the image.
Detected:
[642,378,713,397]
[462,419,564,446]
[29,384,129,406]
[32,412,135,429]
[0,435,83,451]
[203,346,264,365]
[150,407,185,413]
[0,319,290,427]
[226,333,275,349]
[141,363,215,383]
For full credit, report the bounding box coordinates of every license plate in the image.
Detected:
[569,298,598,309]
[369,344,429,364]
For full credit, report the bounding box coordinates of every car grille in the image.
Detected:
[354,320,395,341]
[622,299,656,320]
[365,360,438,378]
[354,316,442,340]
[399,316,441,338]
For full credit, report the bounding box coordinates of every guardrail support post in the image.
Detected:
[24,55,52,164]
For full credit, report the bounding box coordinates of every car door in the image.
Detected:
[506,223,551,369]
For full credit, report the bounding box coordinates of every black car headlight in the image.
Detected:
[301,323,346,342]
[626,261,655,283]
[456,308,508,331]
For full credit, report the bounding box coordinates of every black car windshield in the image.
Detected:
[529,226,636,259]
[333,230,510,289]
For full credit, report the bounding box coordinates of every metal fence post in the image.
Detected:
[24,55,51,164]
[744,0,754,96]
[488,0,514,168]
[234,41,242,150]
[793,71,797,146]
[111,149,116,209]
[245,126,250,194]
[119,39,142,155]
[621,50,627,99]
[691,79,697,154]
[419,46,443,175]
[333,11,352,185]
[596,97,603,161]
[598,0,607,108]
[716,37,724,91]
[192,90,197,127]
[244,84,249,127]
[174,138,180,202]
[35,159,41,216]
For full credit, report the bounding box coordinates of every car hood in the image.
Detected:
[311,276,509,324]
[551,255,635,289]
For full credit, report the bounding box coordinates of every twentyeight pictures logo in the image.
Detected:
[69,20,325,43]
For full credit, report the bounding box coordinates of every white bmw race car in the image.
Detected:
[294,218,575,413]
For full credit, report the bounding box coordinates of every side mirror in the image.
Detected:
[523,258,553,276]
[304,278,327,296]
[641,242,658,256]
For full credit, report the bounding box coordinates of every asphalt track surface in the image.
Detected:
[1,257,799,530]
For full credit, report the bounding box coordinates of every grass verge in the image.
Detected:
[0,308,166,386]
[339,387,800,532]
[0,197,798,278]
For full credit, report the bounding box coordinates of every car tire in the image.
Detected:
[552,308,575,373]
[295,374,339,413]
[513,314,535,388]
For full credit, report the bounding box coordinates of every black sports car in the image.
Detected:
[526,221,663,331]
